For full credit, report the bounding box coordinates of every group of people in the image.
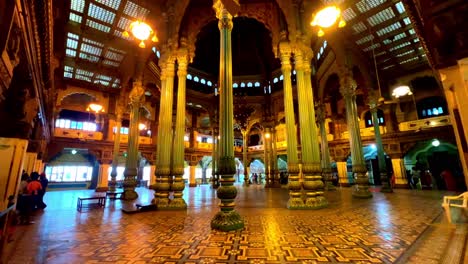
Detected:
[250,173,263,184]
[17,171,49,224]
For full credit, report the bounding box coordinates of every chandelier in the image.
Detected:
[310,5,346,37]
[123,20,158,48]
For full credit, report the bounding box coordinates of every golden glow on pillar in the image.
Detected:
[123,20,158,48]
[138,123,147,130]
[311,5,346,37]
[264,132,271,139]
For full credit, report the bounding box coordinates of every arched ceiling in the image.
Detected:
[191,17,280,78]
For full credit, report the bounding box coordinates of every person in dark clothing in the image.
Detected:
[38,172,48,209]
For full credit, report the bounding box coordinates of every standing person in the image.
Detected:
[38,172,49,209]
[26,172,42,210]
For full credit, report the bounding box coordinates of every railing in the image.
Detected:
[341,126,387,139]
[118,135,152,145]
[54,127,103,140]
[399,115,451,131]
[197,142,213,150]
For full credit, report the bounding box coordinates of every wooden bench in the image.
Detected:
[106,191,124,200]
[77,196,106,212]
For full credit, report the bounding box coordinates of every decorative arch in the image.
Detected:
[178,1,289,58]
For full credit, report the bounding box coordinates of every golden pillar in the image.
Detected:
[170,48,189,209]
[122,78,144,200]
[295,46,327,209]
[241,129,249,186]
[109,105,123,192]
[340,67,371,198]
[189,163,197,187]
[279,41,302,209]
[154,56,176,207]
[316,103,335,191]
[210,1,244,231]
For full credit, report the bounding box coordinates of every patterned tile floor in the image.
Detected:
[3,185,464,263]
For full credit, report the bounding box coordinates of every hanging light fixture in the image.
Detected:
[310,5,346,37]
[392,85,413,98]
[123,20,158,48]
[87,103,104,113]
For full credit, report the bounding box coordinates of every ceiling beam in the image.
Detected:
[66,22,132,52]
[351,13,409,41]
[63,57,122,78]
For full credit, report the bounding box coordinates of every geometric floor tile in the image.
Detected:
[3,185,464,264]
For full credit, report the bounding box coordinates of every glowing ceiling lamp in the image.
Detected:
[87,103,104,113]
[392,85,413,98]
[310,5,346,37]
[138,123,147,130]
[123,20,158,48]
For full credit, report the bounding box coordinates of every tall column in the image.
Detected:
[109,107,122,192]
[241,129,249,186]
[189,162,197,187]
[211,1,244,231]
[263,128,271,187]
[170,49,189,209]
[97,162,110,190]
[190,112,198,149]
[279,41,302,209]
[154,57,176,208]
[317,103,335,191]
[340,68,372,198]
[271,127,279,187]
[211,124,219,188]
[336,161,349,186]
[391,157,408,188]
[152,66,166,200]
[296,46,327,209]
[369,91,392,193]
[122,79,145,200]
[149,165,156,186]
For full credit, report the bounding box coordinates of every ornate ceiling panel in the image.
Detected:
[338,0,430,76]
[63,0,151,89]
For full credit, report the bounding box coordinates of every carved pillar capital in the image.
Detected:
[367,89,381,111]
[129,81,145,104]
[339,72,357,98]
[213,1,233,30]
[316,102,327,124]
[279,42,292,71]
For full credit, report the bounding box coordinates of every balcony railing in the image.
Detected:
[54,128,103,140]
[399,115,451,131]
[117,134,152,145]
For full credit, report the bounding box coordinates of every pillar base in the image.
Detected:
[352,185,373,198]
[287,197,306,209]
[211,210,244,231]
[304,194,329,209]
[153,197,170,208]
[167,198,187,210]
[189,183,197,187]
[122,190,138,200]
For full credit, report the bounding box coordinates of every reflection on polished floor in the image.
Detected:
[4,185,465,263]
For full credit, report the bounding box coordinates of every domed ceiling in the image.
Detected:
[190,17,280,78]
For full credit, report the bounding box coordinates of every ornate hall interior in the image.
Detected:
[1,0,468,263]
